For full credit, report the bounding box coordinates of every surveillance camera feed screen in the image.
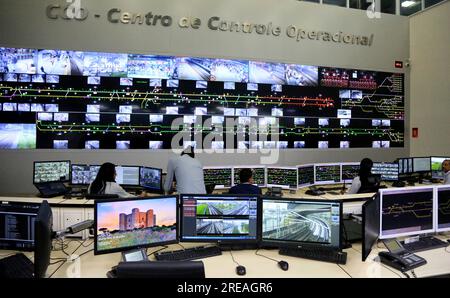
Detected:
[139,167,162,191]
[181,195,258,242]
[71,165,100,185]
[262,199,341,248]
[34,161,70,183]
[95,197,177,254]
[0,46,404,150]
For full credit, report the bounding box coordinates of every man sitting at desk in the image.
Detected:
[443,159,450,185]
[229,168,262,195]
[347,158,380,194]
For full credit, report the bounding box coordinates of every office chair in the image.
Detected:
[110,260,205,278]
[358,174,382,194]
[205,184,216,194]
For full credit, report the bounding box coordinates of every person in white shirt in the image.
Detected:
[442,159,450,185]
[88,162,135,198]
[347,158,377,194]
[164,146,206,194]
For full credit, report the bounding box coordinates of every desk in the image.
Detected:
[4,235,449,278]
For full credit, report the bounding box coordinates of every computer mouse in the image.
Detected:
[278,260,289,271]
[236,265,246,276]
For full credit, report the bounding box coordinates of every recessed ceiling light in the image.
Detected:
[402,1,419,8]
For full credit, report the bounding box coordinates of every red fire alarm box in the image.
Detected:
[412,128,419,138]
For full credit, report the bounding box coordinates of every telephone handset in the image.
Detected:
[379,239,427,272]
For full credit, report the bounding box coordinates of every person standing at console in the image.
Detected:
[442,159,450,185]
[164,146,206,194]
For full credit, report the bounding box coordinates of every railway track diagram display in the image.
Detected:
[0,47,405,149]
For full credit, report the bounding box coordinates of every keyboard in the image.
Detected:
[155,246,222,261]
[401,237,449,253]
[0,253,34,278]
[279,246,347,265]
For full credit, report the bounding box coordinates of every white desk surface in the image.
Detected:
[26,235,449,278]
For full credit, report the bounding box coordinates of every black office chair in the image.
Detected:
[85,194,119,200]
[110,260,205,278]
[358,175,382,194]
[205,184,216,194]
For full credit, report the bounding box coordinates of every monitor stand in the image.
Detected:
[121,248,148,262]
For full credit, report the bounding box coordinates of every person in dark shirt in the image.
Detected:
[229,168,262,195]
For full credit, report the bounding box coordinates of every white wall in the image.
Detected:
[0,0,410,195]
[409,1,450,156]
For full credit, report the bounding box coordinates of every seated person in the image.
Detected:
[229,168,262,195]
[88,162,137,198]
[347,158,380,194]
[443,159,450,185]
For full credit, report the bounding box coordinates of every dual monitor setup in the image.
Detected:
[94,194,344,274]
[362,185,450,267]
[32,161,163,197]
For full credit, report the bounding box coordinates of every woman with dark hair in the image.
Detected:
[347,158,374,194]
[88,162,134,198]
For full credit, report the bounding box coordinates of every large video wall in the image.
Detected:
[0,47,404,149]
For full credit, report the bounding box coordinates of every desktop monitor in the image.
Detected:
[115,166,140,186]
[71,164,100,185]
[341,163,360,183]
[412,157,431,173]
[33,161,71,184]
[266,167,298,189]
[0,202,40,251]
[139,166,162,192]
[34,200,53,278]
[397,158,413,175]
[379,187,435,239]
[362,194,380,261]
[436,185,450,233]
[94,196,178,255]
[180,194,259,244]
[297,164,314,188]
[314,163,342,185]
[259,197,342,249]
[203,167,233,189]
[372,162,399,181]
[431,157,450,179]
[232,166,266,187]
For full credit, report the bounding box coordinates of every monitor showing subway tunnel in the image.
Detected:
[261,199,342,248]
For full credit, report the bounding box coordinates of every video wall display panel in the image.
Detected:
[0,47,405,149]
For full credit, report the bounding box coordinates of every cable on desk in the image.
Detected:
[147,245,168,257]
[177,243,186,250]
[49,259,66,266]
[229,249,240,266]
[411,270,417,278]
[402,272,410,278]
[254,249,279,263]
[70,248,94,261]
[337,263,352,278]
